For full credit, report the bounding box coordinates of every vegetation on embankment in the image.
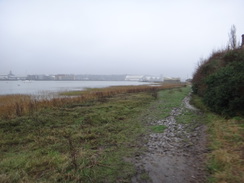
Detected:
[192,95,244,183]
[192,48,244,117]
[192,27,244,182]
[0,84,185,182]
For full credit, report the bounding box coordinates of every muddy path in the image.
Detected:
[131,94,208,183]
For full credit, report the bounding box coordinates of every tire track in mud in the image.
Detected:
[131,95,208,183]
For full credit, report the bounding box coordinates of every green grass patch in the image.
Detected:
[158,87,190,118]
[150,125,167,133]
[176,109,196,124]
[175,107,207,128]
[141,86,191,122]
[190,94,209,112]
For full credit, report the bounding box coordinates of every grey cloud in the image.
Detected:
[0,0,244,79]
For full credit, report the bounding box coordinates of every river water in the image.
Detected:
[0,80,150,95]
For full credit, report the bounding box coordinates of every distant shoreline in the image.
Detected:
[0,80,153,96]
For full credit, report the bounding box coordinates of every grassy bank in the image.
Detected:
[191,95,244,183]
[0,84,186,183]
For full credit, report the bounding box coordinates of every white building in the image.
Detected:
[163,77,181,83]
[142,76,163,82]
[0,75,8,80]
[125,75,144,81]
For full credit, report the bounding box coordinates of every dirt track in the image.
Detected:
[131,95,208,183]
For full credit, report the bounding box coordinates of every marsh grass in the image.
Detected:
[0,92,151,182]
[0,84,184,120]
[0,83,185,182]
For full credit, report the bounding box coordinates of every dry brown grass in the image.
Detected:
[0,95,32,119]
[0,83,185,119]
[0,94,31,106]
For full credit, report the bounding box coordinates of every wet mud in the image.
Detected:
[131,95,208,183]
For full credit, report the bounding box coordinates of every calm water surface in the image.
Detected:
[0,81,150,95]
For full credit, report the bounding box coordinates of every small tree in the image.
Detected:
[229,25,237,49]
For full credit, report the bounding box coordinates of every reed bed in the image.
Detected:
[0,83,185,119]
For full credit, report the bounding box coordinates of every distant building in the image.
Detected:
[125,75,144,81]
[141,75,163,82]
[26,75,38,80]
[26,74,54,80]
[0,75,8,80]
[163,77,181,83]
[0,71,27,80]
[7,71,17,80]
[25,74,126,81]
[54,74,75,80]
[74,74,126,81]
[17,76,27,80]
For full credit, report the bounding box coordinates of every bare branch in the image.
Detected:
[228,25,237,49]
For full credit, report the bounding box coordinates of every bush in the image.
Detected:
[192,50,227,96]
[203,60,244,116]
[192,49,244,117]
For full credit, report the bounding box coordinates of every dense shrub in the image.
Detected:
[192,50,227,96]
[223,49,244,64]
[203,60,244,116]
[192,49,244,117]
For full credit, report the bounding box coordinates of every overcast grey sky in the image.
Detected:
[0,0,243,79]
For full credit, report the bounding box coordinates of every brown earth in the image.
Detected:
[131,95,208,183]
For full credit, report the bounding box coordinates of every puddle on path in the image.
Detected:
[131,95,207,183]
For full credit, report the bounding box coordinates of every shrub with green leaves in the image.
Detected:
[192,49,244,117]
[203,60,244,116]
